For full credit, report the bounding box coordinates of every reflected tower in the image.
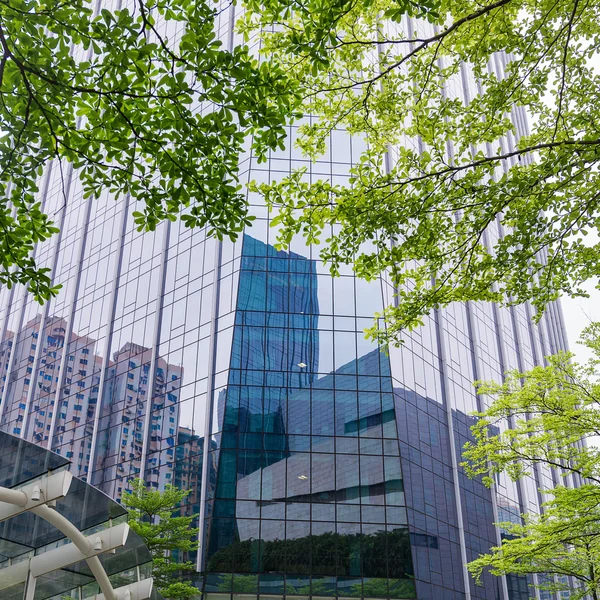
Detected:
[203,236,418,598]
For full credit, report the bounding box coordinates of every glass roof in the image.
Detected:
[0,430,69,488]
[0,528,156,600]
[0,432,159,600]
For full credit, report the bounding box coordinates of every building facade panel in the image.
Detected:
[0,5,568,600]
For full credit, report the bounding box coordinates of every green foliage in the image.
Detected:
[361,577,416,598]
[207,527,414,578]
[0,0,300,300]
[225,574,259,593]
[122,479,200,600]
[462,323,600,600]
[244,0,600,346]
[216,574,417,598]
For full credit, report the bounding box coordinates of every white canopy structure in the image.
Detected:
[0,432,161,600]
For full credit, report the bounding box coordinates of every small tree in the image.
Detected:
[122,479,200,600]
[468,487,600,600]
[463,323,600,600]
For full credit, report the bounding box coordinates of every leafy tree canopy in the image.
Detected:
[243,0,600,345]
[0,0,300,301]
[122,479,200,600]
[463,323,600,600]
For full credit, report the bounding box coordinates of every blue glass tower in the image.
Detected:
[203,235,416,598]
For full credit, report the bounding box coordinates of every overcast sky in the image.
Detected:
[562,281,600,362]
[559,230,600,362]
[561,281,599,447]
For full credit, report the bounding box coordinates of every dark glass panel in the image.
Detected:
[362,578,390,599]
[312,390,335,436]
[335,523,361,577]
[311,576,337,597]
[387,529,414,578]
[206,518,237,571]
[336,391,358,437]
[337,577,363,598]
[232,573,258,593]
[312,503,335,522]
[259,574,285,595]
[205,573,232,593]
[287,502,310,521]
[310,521,337,575]
[214,499,236,518]
[261,502,284,520]
[388,578,417,599]
[233,537,261,573]
[285,520,311,574]
[215,450,237,499]
[285,576,311,595]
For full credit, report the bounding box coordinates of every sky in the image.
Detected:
[558,229,600,363]
[562,281,600,363]
[561,277,599,445]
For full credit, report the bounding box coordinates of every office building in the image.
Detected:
[0,5,570,600]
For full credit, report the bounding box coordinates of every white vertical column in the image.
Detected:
[196,0,237,572]
[196,236,223,572]
[458,61,510,600]
[45,0,106,451]
[433,308,473,600]
[46,194,96,449]
[84,196,130,482]
[87,0,138,483]
[464,301,510,600]
[0,182,19,359]
[138,220,172,482]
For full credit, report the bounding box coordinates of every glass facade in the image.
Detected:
[203,235,415,598]
[0,3,572,600]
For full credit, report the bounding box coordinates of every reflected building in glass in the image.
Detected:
[0,4,571,600]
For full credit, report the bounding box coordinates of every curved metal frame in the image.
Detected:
[0,469,157,600]
[30,504,117,600]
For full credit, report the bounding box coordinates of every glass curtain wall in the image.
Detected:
[0,2,570,600]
